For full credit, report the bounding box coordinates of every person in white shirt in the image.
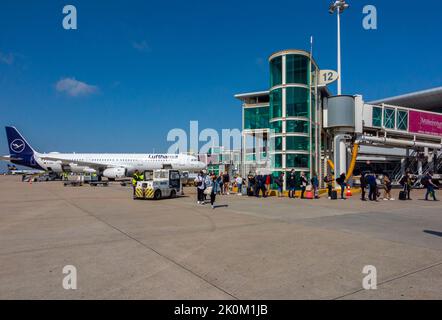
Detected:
[194,172,205,204]
[235,176,243,195]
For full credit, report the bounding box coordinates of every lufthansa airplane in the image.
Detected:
[1,127,206,179]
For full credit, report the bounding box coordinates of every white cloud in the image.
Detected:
[132,40,151,53]
[0,52,14,65]
[55,78,98,97]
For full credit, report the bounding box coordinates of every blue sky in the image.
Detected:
[1,0,442,170]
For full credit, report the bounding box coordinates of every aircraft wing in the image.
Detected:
[0,155,22,162]
[39,156,124,170]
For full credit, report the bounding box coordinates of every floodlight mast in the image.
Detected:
[329,1,349,95]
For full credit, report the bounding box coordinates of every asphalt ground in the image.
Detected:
[0,176,441,299]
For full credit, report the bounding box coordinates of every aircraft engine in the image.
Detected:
[102,167,127,179]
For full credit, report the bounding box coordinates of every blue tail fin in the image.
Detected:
[5,126,36,156]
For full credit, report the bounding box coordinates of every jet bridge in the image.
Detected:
[323,95,442,182]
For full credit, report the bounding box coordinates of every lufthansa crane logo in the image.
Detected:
[10,139,25,153]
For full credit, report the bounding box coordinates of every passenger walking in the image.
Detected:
[423,171,438,201]
[265,174,272,196]
[367,173,378,201]
[336,173,347,200]
[194,171,205,204]
[382,173,394,200]
[324,173,333,199]
[209,173,220,209]
[360,172,367,201]
[287,169,296,199]
[235,175,243,195]
[255,174,267,198]
[216,174,223,194]
[275,173,284,197]
[222,172,230,195]
[203,172,211,201]
[311,172,319,199]
[247,172,256,197]
[300,172,308,199]
[400,170,413,200]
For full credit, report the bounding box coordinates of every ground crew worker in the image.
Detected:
[132,170,141,196]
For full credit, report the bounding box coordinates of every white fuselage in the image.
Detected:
[34,152,206,176]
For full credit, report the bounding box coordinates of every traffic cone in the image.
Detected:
[346,186,352,197]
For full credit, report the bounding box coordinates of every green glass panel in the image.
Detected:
[286,136,309,151]
[372,107,382,127]
[286,54,309,85]
[273,154,282,168]
[244,107,269,130]
[270,89,282,119]
[286,154,309,168]
[384,108,395,129]
[286,120,309,133]
[270,121,282,133]
[397,110,408,131]
[286,87,309,117]
[270,56,282,87]
[274,136,283,151]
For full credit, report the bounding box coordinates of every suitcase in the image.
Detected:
[399,191,407,200]
[331,190,338,200]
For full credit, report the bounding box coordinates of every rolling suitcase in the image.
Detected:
[331,190,338,200]
[399,191,407,200]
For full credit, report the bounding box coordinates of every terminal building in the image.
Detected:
[234,49,442,188]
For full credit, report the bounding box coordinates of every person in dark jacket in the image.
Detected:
[311,172,319,199]
[287,169,296,198]
[367,173,378,201]
[360,172,367,201]
[247,173,255,197]
[255,174,267,198]
[400,170,413,200]
[275,173,284,197]
[336,173,347,200]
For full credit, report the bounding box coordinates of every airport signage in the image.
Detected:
[318,70,339,85]
[409,111,442,137]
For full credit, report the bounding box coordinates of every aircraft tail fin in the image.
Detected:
[5,126,36,156]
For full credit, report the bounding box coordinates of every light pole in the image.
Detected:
[329,0,349,95]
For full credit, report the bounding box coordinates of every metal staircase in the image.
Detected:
[391,150,418,185]
[413,152,442,188]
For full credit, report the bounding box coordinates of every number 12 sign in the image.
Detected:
[318,70,339,85]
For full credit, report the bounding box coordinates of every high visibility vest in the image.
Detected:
[132,174,139,186]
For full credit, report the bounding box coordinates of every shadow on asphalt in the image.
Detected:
[423,230,442,237]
